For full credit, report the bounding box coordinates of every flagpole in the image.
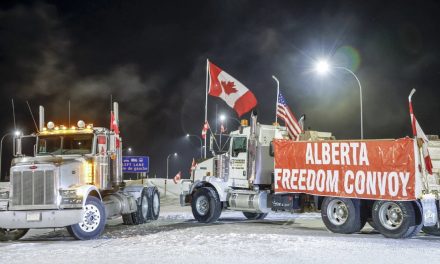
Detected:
[408,88,417,136]
[204,59,209,158]
[272,75,280,124]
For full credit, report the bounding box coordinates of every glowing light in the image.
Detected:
[83,161,93,184]
[54,126,59,131]
[315,59,330,75]
[47,121,55,130]
[77,120,85,129]
[219,114,226,121]
[71,126,76,130]
[14,130,21,137]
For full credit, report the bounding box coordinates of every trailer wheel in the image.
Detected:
[243,212,268,220]
[191,187,222,223]
[372,200,417,239]
[0,228,29,241]
[67,196,106,240]
[321,197,362,234]
[147,187,160,220]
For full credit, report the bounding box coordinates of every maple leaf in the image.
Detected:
[220,81,238,95]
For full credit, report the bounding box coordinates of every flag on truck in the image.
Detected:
[201,121,209,139]
[409,89,433,174]
[208,60,257,117]
[277,92,302,140]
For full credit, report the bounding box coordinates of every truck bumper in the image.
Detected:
[0,209,84,229]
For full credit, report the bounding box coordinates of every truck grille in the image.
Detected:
[11,170,56,207]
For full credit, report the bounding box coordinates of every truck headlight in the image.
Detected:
[83,161,94,184]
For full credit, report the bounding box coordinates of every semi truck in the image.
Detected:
[180,112,440,239]
[0,102,160,241]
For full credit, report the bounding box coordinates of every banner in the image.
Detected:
[274,138,417,200]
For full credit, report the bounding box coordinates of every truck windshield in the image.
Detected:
[37,134,94,155]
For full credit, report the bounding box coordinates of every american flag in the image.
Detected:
[277,92,302,140]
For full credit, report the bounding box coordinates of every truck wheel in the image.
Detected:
[135,188,150,224]
[243,212,268,220]
[148,186,160,220]
[0,228,29,241]
[191,187,222,223]
[321,197,362,234]
[372,200,417,239]
[67,196,106,240]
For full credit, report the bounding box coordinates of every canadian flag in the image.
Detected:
[190,158,197,174]
[201,121,209,139]
[208,61,257,117]
[173,171,181,184]
[110,111,120,134]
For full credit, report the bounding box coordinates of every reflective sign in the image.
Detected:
[122,156,149,173]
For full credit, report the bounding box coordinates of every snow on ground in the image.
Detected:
[1,197,440,264]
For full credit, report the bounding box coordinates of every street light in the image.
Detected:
[122,147,132,155]
[186,134,203,158]
[219,114,241,125]
[166,152,178,180]
[314,59,364,139]
[0,130,21,181]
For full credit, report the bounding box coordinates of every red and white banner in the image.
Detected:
[208,61,257,117]
[274,138,418,201]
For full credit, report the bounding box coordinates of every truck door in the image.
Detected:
[229,136,249,188]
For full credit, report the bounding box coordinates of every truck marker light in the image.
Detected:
[29,165,38,170]
[54,126,59,131]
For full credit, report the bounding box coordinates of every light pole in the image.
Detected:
[186,134,203,158]
[0,130,21,181]
[315,59,364,139]
[166,152,178,180]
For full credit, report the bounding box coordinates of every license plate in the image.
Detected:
[26,212,41,222]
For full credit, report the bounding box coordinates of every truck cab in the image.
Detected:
[0,103,160,241]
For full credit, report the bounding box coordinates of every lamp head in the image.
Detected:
[315,59,330,75]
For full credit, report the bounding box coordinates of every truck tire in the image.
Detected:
[0,228,29,241]
[243,212,268,220]
[147,186,160,220]
[321,197,362,234]
[122,213,135,225]
[135,187,150,224]
[372,200,417,239]
[191,187,222,223]
[67,196,106,240]
[406,201,423,238]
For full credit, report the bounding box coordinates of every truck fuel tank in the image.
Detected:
[227,190,270,213]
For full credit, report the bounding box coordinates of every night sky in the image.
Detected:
[0,0,439,179]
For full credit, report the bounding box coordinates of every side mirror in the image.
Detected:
[269,141,274,157]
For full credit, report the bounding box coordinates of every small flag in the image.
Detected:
[220,124,226,134]
[277,92,302,140]
[110,111,120,134]
[201,121,209,139]
[190,158,197,176]
[208,61,257,117]
[409,89,433,174]
[173,171,181,184]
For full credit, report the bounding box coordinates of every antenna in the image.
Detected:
[26,101,39,132]
[68,100,71,127]
[11,99,16,131]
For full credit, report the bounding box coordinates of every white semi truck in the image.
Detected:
[0,102,160,241]
[181,113,440,238]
